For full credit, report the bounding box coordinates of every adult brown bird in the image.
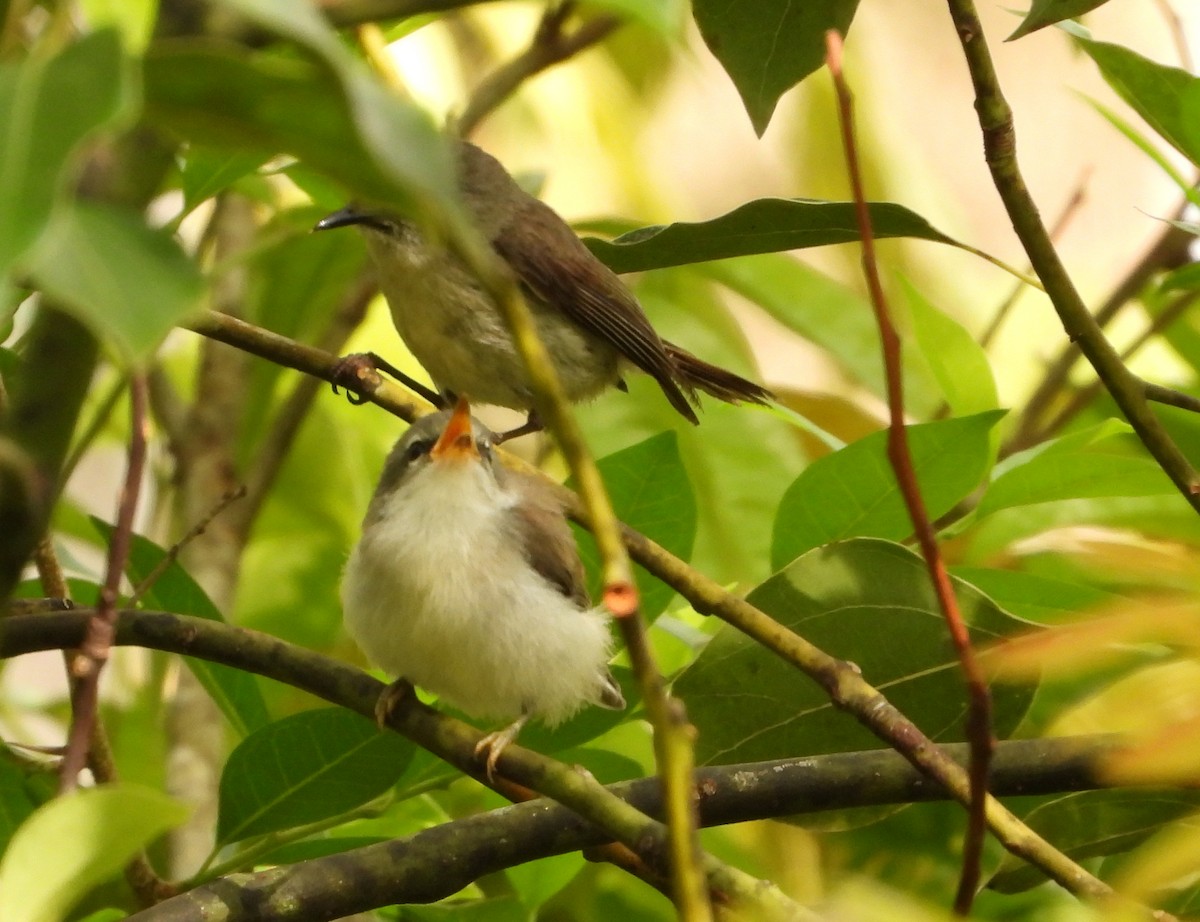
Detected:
[316,140,771,436]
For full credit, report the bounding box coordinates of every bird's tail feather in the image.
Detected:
[664,342,773,407]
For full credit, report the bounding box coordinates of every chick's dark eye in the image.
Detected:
[405,438,435,462]
[478,439,494,461]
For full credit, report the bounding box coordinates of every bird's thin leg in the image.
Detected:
[474,713,530,780]
[494,410,543,444]
[374,677,415,729]
[331,351,446,407]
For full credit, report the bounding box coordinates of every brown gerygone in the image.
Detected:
[315,140,771,434]
[340,397,624,776]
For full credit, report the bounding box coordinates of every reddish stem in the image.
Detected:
[825,30,994,915]
[59,374,149,793]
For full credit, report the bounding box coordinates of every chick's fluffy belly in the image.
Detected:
[341,461,614,724]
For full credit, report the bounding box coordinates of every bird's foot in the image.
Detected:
[331,352,383,405]
[374,678,415,729]
[494,411,543,444]
[474,714,530,781]
[331,352,445,408]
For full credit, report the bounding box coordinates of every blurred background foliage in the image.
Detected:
[2,0,1200,919]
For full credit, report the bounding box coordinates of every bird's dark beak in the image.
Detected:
[313,205,390,233]
[431,396,479,463]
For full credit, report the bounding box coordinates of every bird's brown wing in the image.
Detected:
[507,471,590,609]
[492,202,700,423]
[508,471,627,713]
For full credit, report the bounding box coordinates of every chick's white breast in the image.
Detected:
[341,462,613,724]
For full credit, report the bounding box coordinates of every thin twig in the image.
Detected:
[229,270,378,540]
[825,31,992,915]
[355,21,410,96]
[59,375,149,793]
[978,172,1089,351]
[1036,289,1200,438]
[445,201,712,915]
[60,372,128,487]
[1004,207,1195,454]
[183,312,1130,904]
[1153,0,1193,72]
[128,485,248,606]
[1146,383,1200,416]
[457,7,621,137]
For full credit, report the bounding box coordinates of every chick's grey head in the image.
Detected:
[373,403,499,502]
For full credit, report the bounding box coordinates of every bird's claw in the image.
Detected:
[331,352,381,405]
[374,678,414,729]
[473,715,529,781]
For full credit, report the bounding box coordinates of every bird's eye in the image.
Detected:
[478,439,493,462]
[404,438,435,462]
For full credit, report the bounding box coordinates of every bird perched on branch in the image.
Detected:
[316,140,771,437]
[341,397,625,776]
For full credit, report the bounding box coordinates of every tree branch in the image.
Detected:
[943,7,1200,487]
[457,7,621,138]
[0,608,1140,921]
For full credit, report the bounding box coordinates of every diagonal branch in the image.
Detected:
[944,0,1200,509]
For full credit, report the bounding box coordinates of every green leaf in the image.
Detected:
[1071,27,1200,168]
[584,199,957,274]
[144,40,452,218]
[573,431,697,621]
[178,147,269,218]
[977,426,1176,518]
[90,519,271,736]
[256,835,388,866]
[1085,97,1200,209]
[0,784,187,922]
[508,852,585,911]
[900,277,999,417]
[396,899,526,921]
[703,254,942,414]
[1008,0,1113,40]
[989,791,1200,892]
[26,200,205,360]
[0,757,51,857]
[216,708,415,845]
[674,539,1032,765]
[1161,262,1200,294]
[584,0,684,36]
[74,911,128,922]
[211,0,453,204]
[771,411,1006,571]
[691,0,861,134]
[950,566,1117,625]
[0,29,131,278]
